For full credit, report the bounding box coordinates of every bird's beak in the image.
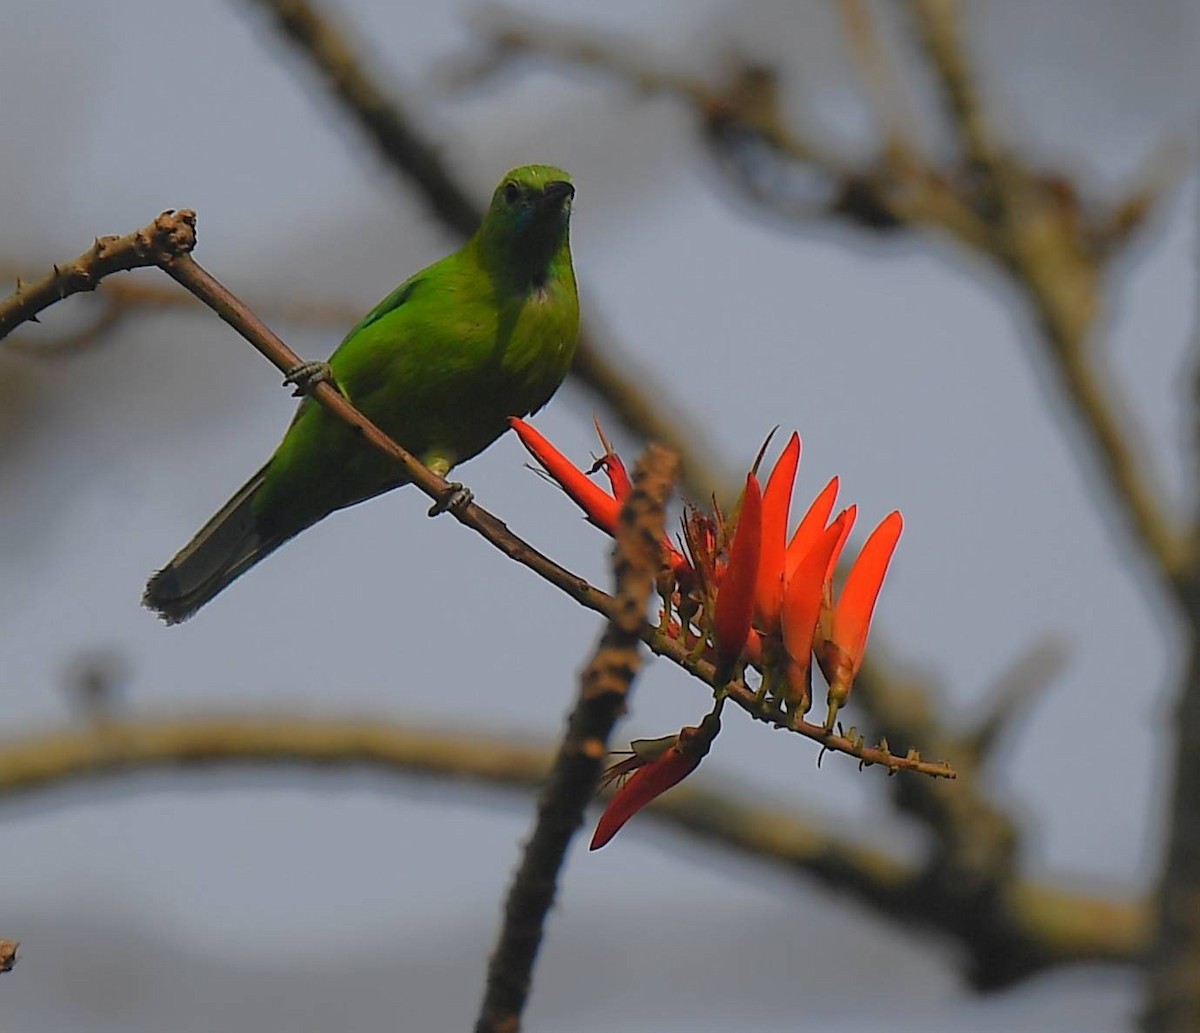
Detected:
[541,180,575,207]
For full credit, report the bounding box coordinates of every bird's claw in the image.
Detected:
[283,361,336,397]
[427,482,474,517]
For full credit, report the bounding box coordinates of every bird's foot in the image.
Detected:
[283,361,338,398]
[427,482,474,517]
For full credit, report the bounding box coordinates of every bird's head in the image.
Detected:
[477,164,575,284]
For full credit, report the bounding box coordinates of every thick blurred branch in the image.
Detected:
[1150,567,1200,1031]
[477,445,676,1033]
[0,714,1145,981]
[1144,178,1200,1030]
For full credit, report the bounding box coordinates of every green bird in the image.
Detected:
[144,164,579,624]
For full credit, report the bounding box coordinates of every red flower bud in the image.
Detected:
[780,511,850,713]
[785,476,840,583]
[509,417,621,534]
[712,473,762,677]
[755,432,801,636]
[590,713,720,850]
[820,510,903,729]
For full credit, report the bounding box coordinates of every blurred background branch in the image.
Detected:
[454,0,1187,588]
[0,711,1146,978]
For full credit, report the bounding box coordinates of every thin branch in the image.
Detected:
[1038,311,1185,585]
[835,0,918,155]
[476,444,677,1033]
[0,714,1142,981]
[459,5,990,246]
[0,263,363,355]
[905,0,1000,172]
[0,210,196,342]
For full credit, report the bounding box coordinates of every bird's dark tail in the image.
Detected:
[144,464,289,624]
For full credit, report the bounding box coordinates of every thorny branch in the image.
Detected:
[0,211,197,340]
[0,262,362,355]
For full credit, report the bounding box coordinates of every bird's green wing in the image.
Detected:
[346,275,422,336]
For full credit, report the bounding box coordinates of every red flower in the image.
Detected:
[722,433,900,731]
[817,511,904,730]
[590,416,633,500]
[780,510,851,717]
[755,432,801,636]
[785,476,840,583]
[590,711,721,850]
[512,419,903,733]
[510,417,622,535]
[510,416,687,570]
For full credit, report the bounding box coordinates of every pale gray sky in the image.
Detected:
[1,1,1197,1030]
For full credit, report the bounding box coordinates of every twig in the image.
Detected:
[904,0,1000,172]
[476,445,676,1033]
[0,210,196,342]
[0,714,1142,982]
[460,5,989,245]
[835,0,918,154]
[0,263,363,355]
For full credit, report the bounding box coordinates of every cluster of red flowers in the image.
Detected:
[510,418,902,849]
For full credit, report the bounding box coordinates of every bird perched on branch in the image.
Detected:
[145,164,579,623]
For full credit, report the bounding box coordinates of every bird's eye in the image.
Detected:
[503,181,520,204]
